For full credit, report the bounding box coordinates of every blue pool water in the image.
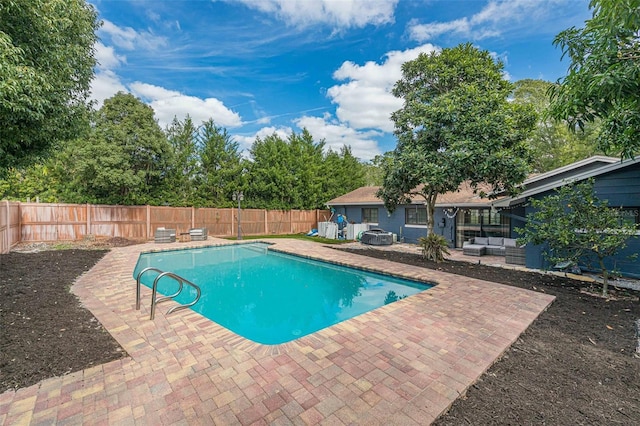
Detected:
[133,243,434,344]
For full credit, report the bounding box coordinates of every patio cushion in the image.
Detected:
[503,238,517,247]
[488,237,503,246]
[474,237,489,245]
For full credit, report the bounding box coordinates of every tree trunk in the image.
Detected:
[599,258,609,297]
[425,192,437,236]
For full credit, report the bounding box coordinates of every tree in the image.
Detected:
[0,163,60,202]
[518,179,637,296]
[549,0,640,159]
[248,130,326,210]
[63,93,172,205]
[0,0,99,170]
[198,119,244,207]
[512,79,600,172]
[379,43,537,239]
[322,146,366,201]
[164,116,200,206]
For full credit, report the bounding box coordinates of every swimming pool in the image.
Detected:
[133,243,434,344]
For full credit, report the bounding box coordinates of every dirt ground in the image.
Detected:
[0,239,135,392]
[1,242,639,425]
[338,247,640,425]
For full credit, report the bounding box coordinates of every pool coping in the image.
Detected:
[1,238,555,425]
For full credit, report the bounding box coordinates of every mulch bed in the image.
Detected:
[1,243,639,424]
[0,248,128,393]
[337,247,640,425]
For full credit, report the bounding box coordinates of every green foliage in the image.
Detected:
[512,79,600,172]
[1,90,368,209]
[363,157,384,186]
[62,93,172,205]
[0,164,60,202]
[198,119,244,207]
[248,130,365,210]
[322,146,366,202]
[0,0,99,170]
[163,116,201,206]
[418,233,450,263]
[518,179,637,296]
[549,0,640,159]
[380,43,536,235]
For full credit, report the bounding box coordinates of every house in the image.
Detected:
[326,156,640,278]
[326,182,500,248]
[492,156,640,278]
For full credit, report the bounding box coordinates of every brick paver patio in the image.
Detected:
[1,239,554,425]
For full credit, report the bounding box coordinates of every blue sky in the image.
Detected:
[91,0,592,160]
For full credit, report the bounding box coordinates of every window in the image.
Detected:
[455,208,510,248]
[405,207,427,225]
[362,208,378,223]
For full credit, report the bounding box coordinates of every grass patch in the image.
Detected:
[224,234,354,245]
[51,243,75,250]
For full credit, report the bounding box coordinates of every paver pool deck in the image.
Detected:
[1,239,555,425]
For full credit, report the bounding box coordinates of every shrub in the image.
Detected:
[418,233,450,263]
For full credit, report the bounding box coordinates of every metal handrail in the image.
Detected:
[136,267,163,310]
[135,267,201,320]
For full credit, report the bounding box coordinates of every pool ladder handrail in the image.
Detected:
[136,267,201,320]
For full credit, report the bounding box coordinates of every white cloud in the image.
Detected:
[130,82,243,128]
[90,31,242,128]
[99,19,167,50]
[327,44,438,132]
[90,42,128,106]
[90,70,127,107]
[233,0,398,29]
[94,42,126,70]
[408,0,570,42]
[408,18,470,41]
[294,115,382,160]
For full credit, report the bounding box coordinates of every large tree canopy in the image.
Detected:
[380,43,536,234]
[63,92,172,205]
[549,0,640,159]
[0,0,99,170]
[512,79,599,172]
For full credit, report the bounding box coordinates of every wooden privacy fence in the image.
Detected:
[0,201,331,253]
[1,201,21,254]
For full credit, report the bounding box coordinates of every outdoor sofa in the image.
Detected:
[462,236,519,257]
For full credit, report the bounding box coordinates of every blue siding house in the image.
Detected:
[326,156,640,278]
[492,156,640,278]
[326,182,503,248]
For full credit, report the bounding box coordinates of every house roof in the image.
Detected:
[326,182,497,208]
[519,155,619,191]
[492,156,639,208]
[326,156,637,211]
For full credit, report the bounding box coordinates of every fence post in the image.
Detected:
[289,210,293,234]
[4,200,9,253]
[146,205,151,240]
[264,210,268,235]
[191,207,195,229]
[230,207,235,238]
[86,203,91,237]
